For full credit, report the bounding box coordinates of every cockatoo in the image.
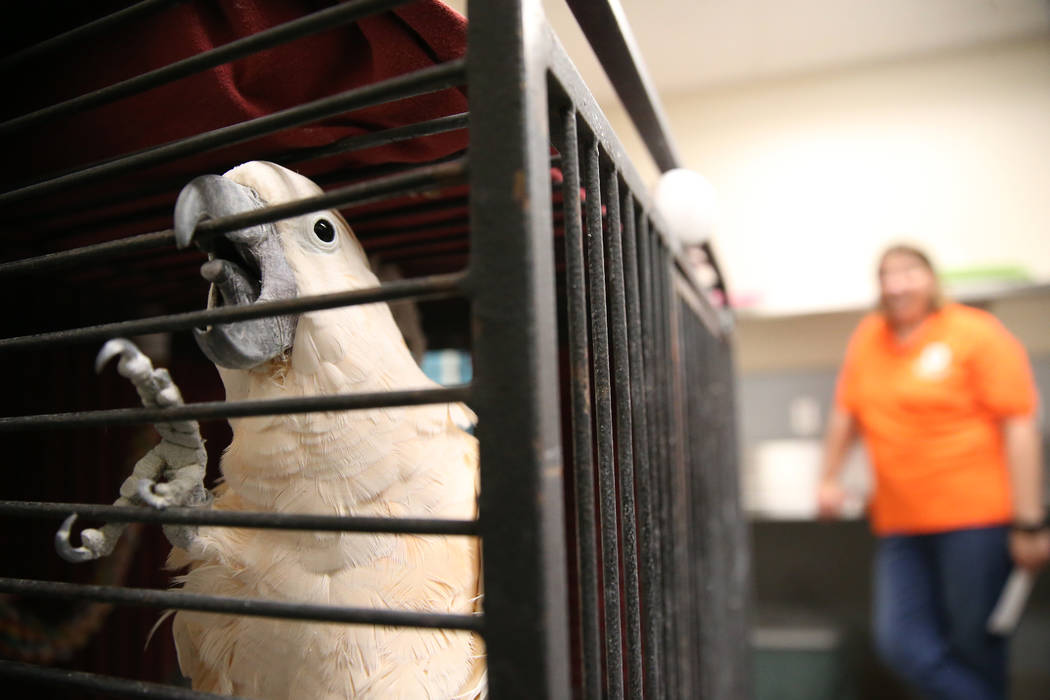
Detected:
[55,161,485,699]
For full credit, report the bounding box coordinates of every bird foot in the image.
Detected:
[55,339,210,563]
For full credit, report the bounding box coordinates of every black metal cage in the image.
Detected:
[0,1,750,698]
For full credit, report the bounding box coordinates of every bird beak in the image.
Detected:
[174,175,299,370]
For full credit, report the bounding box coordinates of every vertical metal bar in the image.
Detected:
[643,229,666,698]
[602,170,644,699]
[466,2,571,698]
[642,230,667,696]
[678,305,696,697]
[683,310,698,698]
[707,325,726,700]
[583,139,625,700]
[659,239,691,700]
[712,376,731,700]
[684,289,701,700]
[670,273,691,699]
[628,210,665,700]
[640,222,677,700]
[562,0,682,171]
[686,309,709,699]
[707,321,730,700]
[717,333,753,700]
[687,307,702,700]
[559,106,602,700]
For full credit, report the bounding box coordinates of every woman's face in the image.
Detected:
[879,252,937,326]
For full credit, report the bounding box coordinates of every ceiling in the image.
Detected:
[448,0,1050,101]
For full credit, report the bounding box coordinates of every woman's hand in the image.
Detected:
[817,409,858,520]
[1010,529,1050,571]
[817,479,847,519]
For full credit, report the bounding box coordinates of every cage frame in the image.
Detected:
[0,1,750,698]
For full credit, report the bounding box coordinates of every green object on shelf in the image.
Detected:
[940,265,1033,285]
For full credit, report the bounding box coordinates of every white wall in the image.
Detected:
[604,36,1050,315]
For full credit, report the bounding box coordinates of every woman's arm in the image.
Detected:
[817,407,859,518]
[1004,415,1050,571]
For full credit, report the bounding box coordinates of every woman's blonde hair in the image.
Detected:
[877,244,945,313]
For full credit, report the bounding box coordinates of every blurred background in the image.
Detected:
[478,0,1050,697]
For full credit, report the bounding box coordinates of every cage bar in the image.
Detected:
[681,300,707,697]
[0,0,415,135]
[545,36,723,340]
[466,1,572,697]
[652,234,682,699]
[0,270,466,350]
[583,138,625,700]
[0,501,477,536]
[622,198,664,699]
[0,60,466,204]
[0,0,180,72]
[281,112,469,166]
[0,385,470,432]
[0,230,175,278]
[562,0,682,172]
[557,106,602,700]
[0,659,245,700]
[602,168,644,699]
[0,578,483,631]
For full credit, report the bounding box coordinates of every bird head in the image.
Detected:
[174,161,378,371]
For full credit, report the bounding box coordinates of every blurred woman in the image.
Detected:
[818,245,1049,700]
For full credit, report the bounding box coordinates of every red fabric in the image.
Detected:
[3,0,468,193]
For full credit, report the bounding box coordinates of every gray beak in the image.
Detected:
[174,175,299,370]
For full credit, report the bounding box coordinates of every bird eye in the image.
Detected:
[313,218,336,243]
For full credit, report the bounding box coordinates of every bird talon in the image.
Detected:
[96,338,185,411]
[95,337,154,383]
[95,338,134,374]
[55,514,102,563]
[138,478,171,508]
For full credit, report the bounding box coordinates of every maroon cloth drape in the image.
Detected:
[3,0,468,193]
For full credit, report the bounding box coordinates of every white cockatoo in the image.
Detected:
[57,161,485,699]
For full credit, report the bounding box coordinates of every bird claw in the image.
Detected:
[54,339,210,563]
[55,514,109,563]
[138,478,175,509]
[96,338,155,386]
[95,338,133,374]
[95,338,186,411]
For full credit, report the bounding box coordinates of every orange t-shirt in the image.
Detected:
[836,303,1038,535]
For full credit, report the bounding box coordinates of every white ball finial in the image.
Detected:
[652,168,717,248]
